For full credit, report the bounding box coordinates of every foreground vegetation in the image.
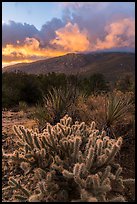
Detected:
[2,115,135,202]
[2,71,134,109]
[2,71,135,201]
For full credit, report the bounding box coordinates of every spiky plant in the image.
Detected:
[35,85,81,127]
[104,91,133,137]
[106,92,133,125]
[44,87,69,123]
[2,115,135,202]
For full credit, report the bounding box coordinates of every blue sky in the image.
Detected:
[2,2,63,30]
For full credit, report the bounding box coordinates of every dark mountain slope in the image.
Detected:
[3,52,135,81]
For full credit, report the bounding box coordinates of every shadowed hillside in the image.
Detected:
[3,52,135,81]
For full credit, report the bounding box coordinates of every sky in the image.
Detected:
[2,2,135,67]
[2,2,63,30]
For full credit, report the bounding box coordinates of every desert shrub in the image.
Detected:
[33,84,83,129]
[106,91,135,139]
[2,72,109,109]
[2,84,21,108]
[63,93,108,131]
[81,73,109,95]
[19,76,43,105]
[115,74,135,93]
[18,101,28,112]
[37,72,68,96]
[32,86,71,131]
[3,115,134,202]
[2,72,81,109]
[71,91,134,138]
[80,94,107,128]
[2,72,43,108]
[32,104,51,132]
[105,91,134,128]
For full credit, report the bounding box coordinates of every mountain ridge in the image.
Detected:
[3,52,135,81]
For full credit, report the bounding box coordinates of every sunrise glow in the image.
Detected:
[2,2,135,67]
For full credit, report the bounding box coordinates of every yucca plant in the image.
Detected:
[33,84,82,130]
[44,85,81,124]
[44,87,68,120]
[104,91,133,137]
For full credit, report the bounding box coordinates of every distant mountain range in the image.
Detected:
[2,52,135,81]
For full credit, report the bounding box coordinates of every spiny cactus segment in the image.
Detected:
[3,115,134,202]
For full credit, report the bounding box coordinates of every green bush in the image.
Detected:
[2,72,110,109]
[2,72,43,108]
[81,73,109,95]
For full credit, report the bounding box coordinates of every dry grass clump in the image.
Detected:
[73,91,134,138]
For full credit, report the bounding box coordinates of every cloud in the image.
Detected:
[2,2,135,66]
[51,22,90,52]
[95,18,135,50]
[62,2,135,43]
[2,37,68,65]
[37,18,65,47]
[2,20,39,47]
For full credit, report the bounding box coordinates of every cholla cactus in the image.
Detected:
[3,115,134,202]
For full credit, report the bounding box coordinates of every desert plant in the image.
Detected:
[104,91,134,137]
[3,115,135,202]
[18,101,28,112]
[32,104,51,132]
[44,87,69,123]
[115,74,135,93]
[33,84,83,129]
[81,73,109,95]
[78,91,134,137]
[2,72,43,109]
[74,94,107,127]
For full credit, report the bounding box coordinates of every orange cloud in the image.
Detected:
[95,18,135,50]
[2,18,135,67]
[2,23,91,66]
[2,37,68,66]
[3,37,68,58]
[51,22,90,52]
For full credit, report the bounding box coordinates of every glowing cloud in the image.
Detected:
[95,18,135,50]
[2,37,68,66]
[51,22,90,52]
[2,2,135,66]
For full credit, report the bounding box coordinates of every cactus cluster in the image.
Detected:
[3,115,134,202]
